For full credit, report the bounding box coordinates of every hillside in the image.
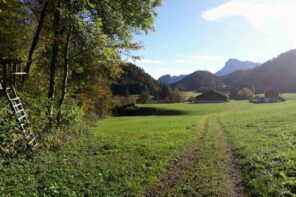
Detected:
[173,71,223,91]
[111,63,159,96]
[216,59,260,76]
[224,49,296,93]
[222,69,251,87]
[158,74,187,84]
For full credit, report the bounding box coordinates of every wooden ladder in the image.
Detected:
[5,85,37,147]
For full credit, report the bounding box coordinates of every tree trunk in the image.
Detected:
[24,0,49,80]
[48,1,61,99]
[57,27,72,124]
[47,1,61,126]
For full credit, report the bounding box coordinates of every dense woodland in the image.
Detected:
[0,0,163,155]
[111,63,184,103]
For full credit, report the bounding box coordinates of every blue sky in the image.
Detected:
[130,0,296,79]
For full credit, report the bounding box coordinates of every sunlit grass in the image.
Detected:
[221,100,296,196]
[0,96,295,196]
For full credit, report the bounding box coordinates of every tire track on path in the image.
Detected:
[146,115,244,197]
[145,118,209,197]
[217,117,245,197]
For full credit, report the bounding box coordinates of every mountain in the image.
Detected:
[111,63,159,96]
[111,63,185,102]
[158,74,187,84]
[216,59,260,76]
[173,71,223,91]
[222,69,251,87]
[225,49,296,93]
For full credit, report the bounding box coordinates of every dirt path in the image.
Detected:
[145,118,209,197]
[145,115,244,197]
[217,117,245,197]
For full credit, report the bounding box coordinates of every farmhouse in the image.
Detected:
[195,90,229,103]
[265,88,279,99]
[250,88,285,104]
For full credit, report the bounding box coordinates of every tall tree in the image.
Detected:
[48,0,61,99]
[57,26,72,123]
[24,0,49,78]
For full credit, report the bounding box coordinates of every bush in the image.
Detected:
[137,91,151,104]
[0,99,28,156]
[0,92,87,156]
[236,87,254,100]
[163,89,185,103]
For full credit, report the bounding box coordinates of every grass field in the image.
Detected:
[0,95,295,196]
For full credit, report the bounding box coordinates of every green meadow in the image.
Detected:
[0,95,295,196]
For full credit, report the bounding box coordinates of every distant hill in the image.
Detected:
[173,71,223,91]
[113,49,296,96]
[216,59,260,76]
[224,49,296,93]
[222,70,251,87]
[111,63,159,96]
[158,74,187,84]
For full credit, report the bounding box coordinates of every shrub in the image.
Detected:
[137,91,151,104]
[237,87,254,100]
[163,89,185,103]
[0,100,28,156]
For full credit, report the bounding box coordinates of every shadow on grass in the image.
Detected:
[113,104,187,117]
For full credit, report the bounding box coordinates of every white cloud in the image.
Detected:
[201,0,296,41]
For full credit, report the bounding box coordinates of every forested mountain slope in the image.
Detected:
[173,71,223,91]
[111,63,159,96]
[224,49,296,93]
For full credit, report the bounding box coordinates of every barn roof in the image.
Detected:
[264,88,279,93]
[196,90,228,99]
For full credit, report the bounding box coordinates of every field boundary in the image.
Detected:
[145,117,209,196]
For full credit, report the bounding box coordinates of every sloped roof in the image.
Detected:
[196,90,228,99]
[264,88,279,93]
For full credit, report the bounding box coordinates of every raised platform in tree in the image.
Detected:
[0,58,27,95]
[0,58,37,148]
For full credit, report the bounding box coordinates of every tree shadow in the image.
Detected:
[112,104,187,116]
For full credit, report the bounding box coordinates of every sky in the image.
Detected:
[129,0,296,79]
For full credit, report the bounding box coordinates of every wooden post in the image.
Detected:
[3,63,7,92]
[0,63,3,95]
[13,63,16,88]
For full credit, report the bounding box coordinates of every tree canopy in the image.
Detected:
[0,0,162,154]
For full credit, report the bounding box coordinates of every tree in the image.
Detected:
[0,0,163,129]
[0,0,33,58]
[138,91,151,104]
[41,0,162,122]
[237,87,254,100]
[164,88,184,103]
[24,0,49,77]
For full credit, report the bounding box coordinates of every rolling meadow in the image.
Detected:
[2,1,296,196]
[0,94,295,196]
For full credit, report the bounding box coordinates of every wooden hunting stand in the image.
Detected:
[0,59,37,147]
